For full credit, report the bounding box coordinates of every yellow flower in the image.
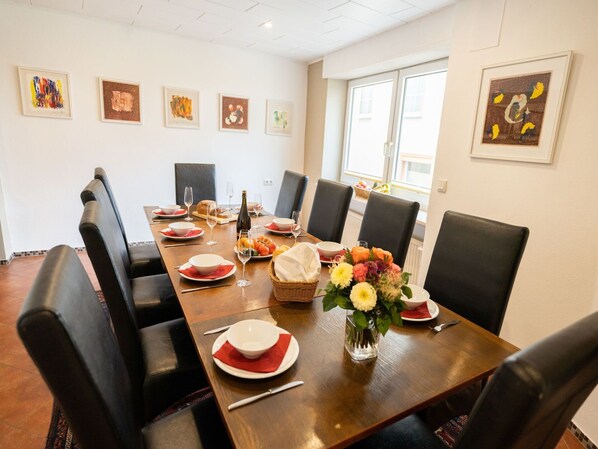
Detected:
[350,282,377,312]
[330,262,353,288]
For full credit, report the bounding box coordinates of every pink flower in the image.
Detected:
[389,263,402,274]
[353,263,368,282]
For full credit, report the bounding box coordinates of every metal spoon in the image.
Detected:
[429,319,460,333]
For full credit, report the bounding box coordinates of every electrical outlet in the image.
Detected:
[263,179,273,186]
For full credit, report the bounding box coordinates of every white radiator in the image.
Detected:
[403,239,423,284]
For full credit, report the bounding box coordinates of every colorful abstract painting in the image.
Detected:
[164,87,199,129]
[220,94,249,132]
[470,51,572,163]
[18,67,72,119]
[99,78,141,124]
[266,100,293,136]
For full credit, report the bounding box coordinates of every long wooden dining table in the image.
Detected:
[145,207,519,449]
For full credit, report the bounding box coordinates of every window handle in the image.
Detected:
[383,142,393,157]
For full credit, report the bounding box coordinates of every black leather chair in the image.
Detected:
[357,192,420,268]
[274,170,308,219]
[17,245,231,449]
[350,310,598,449]
[306,179,353,243]
[80,201,206,419]
[424,211,529,335]
[81,184,181,328]
[174,163,216,205]
[93,167,164,277]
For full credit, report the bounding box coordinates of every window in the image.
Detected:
[341,60,448,209]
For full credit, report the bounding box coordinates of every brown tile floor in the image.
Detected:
[0,253,587,449]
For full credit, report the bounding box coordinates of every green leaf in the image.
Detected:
[401,284,412,298]
[376,315,391,336]
[322,293,338,311]
[352,310,368,329]
[335,295,352,309]
[401,271,411,284]
[390,306,403,326]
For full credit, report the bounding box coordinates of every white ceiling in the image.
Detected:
[8,0,457,62]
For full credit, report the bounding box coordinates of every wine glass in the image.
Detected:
[183,186,193,222]
[236,230,252,287]
[252,193,263,229]
[205,201,218,246]
[226,182,234,212]
[291,210,302,245]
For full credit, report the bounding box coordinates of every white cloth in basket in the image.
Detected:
[274,242,321,283]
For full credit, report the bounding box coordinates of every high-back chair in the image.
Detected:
[93,167,164,277]
[80,200,205,418]
[357,192,420,268]
[274,170,309,219]
[17,245,231,449]
[350,311,598,449]
[424,211,529,335]
[306,179,353,243]
[81,181,180,328]
[174,163,216,205]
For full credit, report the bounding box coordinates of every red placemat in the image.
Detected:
[401,302,432,319]
[161,228,203,237]
[319,249,347,263]
[179,264,234,280]
[213,333,292,373]
[155,209,186,215]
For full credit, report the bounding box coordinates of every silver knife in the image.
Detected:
[164,242,203,248]
[228,381,304,411]
[181,283,232,293]
[203,324,231,335]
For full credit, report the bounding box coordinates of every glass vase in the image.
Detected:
[344,311,380,361]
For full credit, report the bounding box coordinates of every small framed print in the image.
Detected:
[164,86,199,129]
[266,100,292,136]
[99,78,141,124]
[219,94,248,132]
[470,51,572,163]
[18,66,72,119]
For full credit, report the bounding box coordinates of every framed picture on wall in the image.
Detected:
[99,78,141,124]
[219,94,248,132]
[164,86,199,129]
[470,51,572,163]
[266,100,292,136]
[18,66,72,119]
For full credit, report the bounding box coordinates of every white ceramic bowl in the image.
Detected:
[316,241,344,258]
[169,221,195,236]
[272,218,294,231]
[401,284,430,310]
[227,319,279,359]
[159,204,180,215]
[189,254,224,275]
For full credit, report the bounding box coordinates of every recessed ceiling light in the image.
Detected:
[259,21,273,29]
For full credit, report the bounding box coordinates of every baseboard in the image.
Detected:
[569,422,597,449]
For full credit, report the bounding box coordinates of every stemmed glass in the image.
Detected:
[253,193,263,229]
[183,186,193,222]
[205,201,218,246]
[236,230,252,287]
[291,210,302,245]
[226,182,234,213]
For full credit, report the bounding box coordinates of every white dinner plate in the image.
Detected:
[160,227,204,240]
[264,223,293,235]
[401,299,440,322]
[178,261,236,282]
[233,245,277,260]
[211,327,299,379]
[152,208,188,218]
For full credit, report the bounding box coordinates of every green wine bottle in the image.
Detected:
[236,190,251,235]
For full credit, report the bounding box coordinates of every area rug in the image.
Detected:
[435,415,468,447]
[44,291,214,448]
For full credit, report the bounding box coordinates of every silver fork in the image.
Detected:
[429,319,460,333]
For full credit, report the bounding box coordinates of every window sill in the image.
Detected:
[349,195,426,241]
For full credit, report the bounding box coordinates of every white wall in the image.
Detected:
[0,2,307,253]
[320,0,598,441]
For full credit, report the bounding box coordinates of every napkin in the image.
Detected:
[401,302,432,319]
[320,249,347,263]
[266,222,284,231]
[155,209,186,216]
[161,228,203,237]
[213,332,292,373]
[179,264,234,280]
[274,242,321,282]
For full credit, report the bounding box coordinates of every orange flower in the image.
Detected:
[372,247,393,264]
[351,246,370,264]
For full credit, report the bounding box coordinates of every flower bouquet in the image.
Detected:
[322,246,412,360]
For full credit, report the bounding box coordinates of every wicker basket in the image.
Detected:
[268,261,318,303]
[354,187,371,199]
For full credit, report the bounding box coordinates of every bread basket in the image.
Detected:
[268,261,318,303]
